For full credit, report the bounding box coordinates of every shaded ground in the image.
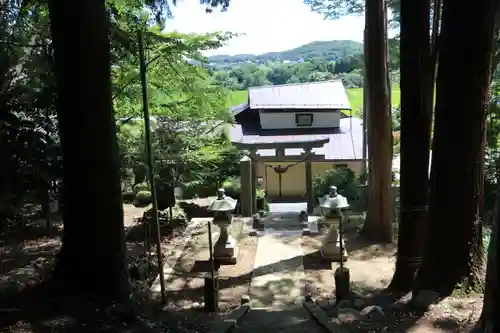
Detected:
[0,204,223,332]
[162,219,258,312]
[303,213,483,333]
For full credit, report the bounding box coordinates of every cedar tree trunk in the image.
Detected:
[363,0,394,242]
[389,0,432,291]
[48,0,131,301]
[414,0,497,296]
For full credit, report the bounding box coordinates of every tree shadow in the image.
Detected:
[0,280,219,332]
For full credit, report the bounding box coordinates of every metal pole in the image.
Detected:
[138,29,166,304]
[338,208,344,272]
[207,221,217,308]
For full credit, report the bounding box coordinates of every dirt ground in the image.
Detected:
[302,214,483,333]
[161,219,258,312]
[0,205,220,332]
[0,207,486,332]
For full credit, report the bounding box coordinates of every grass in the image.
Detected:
[228,84,401,118]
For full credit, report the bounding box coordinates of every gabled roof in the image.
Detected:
[228,117,363,160]
[249,80,351,110]
[230,80,351,116]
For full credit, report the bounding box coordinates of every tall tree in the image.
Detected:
[474,192,500,332]
[362,0,393,242]
[48,0,130,300]
[389,0,432,291]
[414,0,498,296]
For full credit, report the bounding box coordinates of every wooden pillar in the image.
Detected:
[305,147,314,214]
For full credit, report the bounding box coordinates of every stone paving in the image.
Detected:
[232,209,324,332]
[234,306,325,333]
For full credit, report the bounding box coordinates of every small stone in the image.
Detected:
[302,228,311,235]
[360,305,385,320]
[353,298,365,309]
[249,229,258,236]
[241,295,250,305]
[191,302,203,309]
[411,290,440,310]
[315,298,330,309]
[337,308,362,322]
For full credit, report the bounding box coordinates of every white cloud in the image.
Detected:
[164,0,366,56]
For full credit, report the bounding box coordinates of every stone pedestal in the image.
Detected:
[214,224,238,265]
[320,221,347,261]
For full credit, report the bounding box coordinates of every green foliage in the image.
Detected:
[313,167,363,203]
[133,182,150,194]
[134,190,152,207]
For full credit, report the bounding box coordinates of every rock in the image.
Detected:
[360,305,385,320]
[335,299,351,309]
[337,308,362,322]
[353,298,365,309]
[191,302,203,309]
[411,290,440,310]
[315,297,331,309]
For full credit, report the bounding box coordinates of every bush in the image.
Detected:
[222,177,241,198]
[134,190,152,207]
[256,189,269,212]
[313,167,362,203]
[122,191,135,203]
[133,182,150,195]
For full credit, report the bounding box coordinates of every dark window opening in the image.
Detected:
[295,113,313,126]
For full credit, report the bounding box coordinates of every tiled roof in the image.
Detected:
[228,117,363,160]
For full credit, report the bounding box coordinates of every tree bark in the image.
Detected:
[48,0,131,301]
[362,0,393,242]
[414,0,497,296]
[389,0,431,291]
[474,190,500,332]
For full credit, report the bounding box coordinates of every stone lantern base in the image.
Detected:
[320,223,348,262]
[213,225,239,265]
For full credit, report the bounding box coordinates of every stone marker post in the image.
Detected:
[240,156,253,216]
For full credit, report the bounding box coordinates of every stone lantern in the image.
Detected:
[208,188,239,264]
[318,186,349,261]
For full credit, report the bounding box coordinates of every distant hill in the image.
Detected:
[207,40,363,64]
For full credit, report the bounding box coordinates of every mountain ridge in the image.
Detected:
[207,40,363,64]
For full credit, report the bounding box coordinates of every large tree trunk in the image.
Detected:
[362,0,393,242]
[389,0,431,291]
[48,0,130,301]
[413,0,497,296]
[474,192,500,332]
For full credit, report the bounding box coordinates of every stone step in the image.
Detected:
[232,306,324,333]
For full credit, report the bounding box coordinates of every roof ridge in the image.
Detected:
[248,80,342,91]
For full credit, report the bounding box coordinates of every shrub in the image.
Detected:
[222,177,241,198]
[256,189,269,211]
[313,167,362,203]
[134,190,152,207]
[122,191,135,204]
[133,182,150,195]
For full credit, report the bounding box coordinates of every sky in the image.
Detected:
[163,0,367,56]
